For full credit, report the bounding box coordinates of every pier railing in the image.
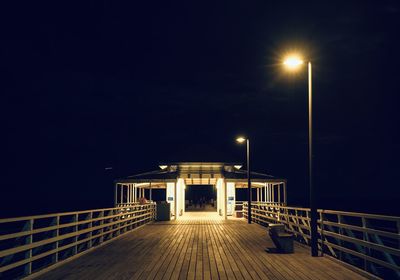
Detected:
[243,202,400,279]
[0,203,156,279]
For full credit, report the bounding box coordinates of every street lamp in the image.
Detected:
[236,136,251,224]
[283,54,317,257]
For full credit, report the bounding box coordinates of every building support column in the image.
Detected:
[133,184,136,203]
[278,183,281,204]
[149,182,152,201]
[114,183,118,206]
[127,184,129,203]
[120,184,123,205]
[129,184,133,203]
[224,180,227,220]
[283,182,287,205]
[264,183,267,203]
[174,182,178,220]
[272,184,275,203]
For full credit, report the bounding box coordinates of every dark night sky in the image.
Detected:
[1,1,400,217]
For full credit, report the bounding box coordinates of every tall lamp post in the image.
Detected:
[283,55,317,257]
[236,137,251,224]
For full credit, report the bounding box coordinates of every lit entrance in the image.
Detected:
[185,185,216,212]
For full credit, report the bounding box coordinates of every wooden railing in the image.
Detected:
[116,202,140,208]
[243,202,400,279]
[0,203,156,279]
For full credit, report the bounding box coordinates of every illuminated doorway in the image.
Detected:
[185,185,217,212]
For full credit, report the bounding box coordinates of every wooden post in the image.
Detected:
[88,212,93,248]
[53,216,59,263]
[320,210,324,256]
[73,214,78,255]
[99,210,104,244]
[362,217,370,271]
[338,214,343,261]
[397,220,400,250]
[24,219,33,276]
[257,187,260,202]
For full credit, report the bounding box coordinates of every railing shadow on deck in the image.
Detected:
[0,203,156,279]
[243,202,400,280]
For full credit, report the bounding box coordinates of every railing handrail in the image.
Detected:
[0,206,153,241]
[0,203,153,224]
[242,202,400,279]
[0,203,156,279]
[243,202,400,222]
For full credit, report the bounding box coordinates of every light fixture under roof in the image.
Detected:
[234,165,242,170]
[159,165,168,170]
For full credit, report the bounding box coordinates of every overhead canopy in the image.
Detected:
[114,162,286,188]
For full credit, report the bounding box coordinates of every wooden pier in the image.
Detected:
[35,212,365,280]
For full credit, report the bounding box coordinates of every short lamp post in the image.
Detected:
[236,137,251,224]
[283,55,318,257]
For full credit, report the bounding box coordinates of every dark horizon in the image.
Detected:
[2,1,400,218]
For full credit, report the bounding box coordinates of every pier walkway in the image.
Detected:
[36,212,365,280]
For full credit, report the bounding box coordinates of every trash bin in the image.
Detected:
[156,202,170,221]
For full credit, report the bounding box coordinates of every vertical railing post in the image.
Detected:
[73,214,78,255]
[99,210,104,244]
[338,214,343,261]
[104,210,110,240]
[319,210,324,256]
[277,205,280,222]
[87,212,93,248]
[306,210,310,245]
[23,219,33,276]
[397,220,400,250]
[117,207,122,236]
[362,217,371,272]
[52,215,59,264]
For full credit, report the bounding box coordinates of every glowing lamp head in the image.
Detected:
[283,55,304,69]
[236,137,246,144]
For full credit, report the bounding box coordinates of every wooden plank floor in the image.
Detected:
[36,212,366,280]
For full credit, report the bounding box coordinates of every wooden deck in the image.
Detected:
[36,212,366,280]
